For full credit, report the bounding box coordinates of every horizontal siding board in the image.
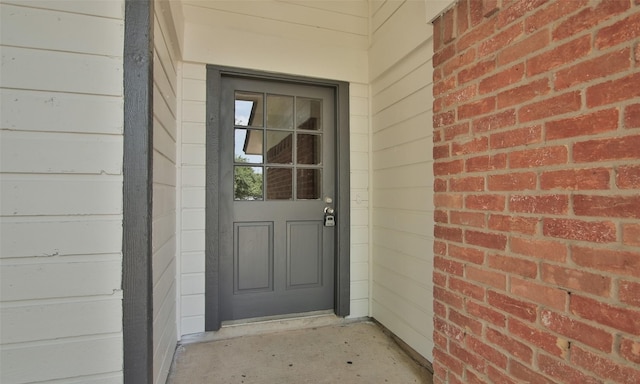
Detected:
[0,218,122,258]
[351,261,369,281]
[1,46,123,96]
[278,0,368,18]
[182,0,367,36]
[372,282,432,336]
[153,118,177,163]
[372,136,432,170]
[181,209,204,230]
[371,86,432,133]
[153,183,177,219]
[152,300,177,384]
[1,4,124,57]
[152,263,175,321]
[181,252,205,274]
[1,299,122,344]
[373,208,434,236]
[153,50,177,119]
[1,0,124,19]
[373,264,431,312]
[349,115,369,134]
[372,61,433,114]
[349,298,369,318]
[351,243,369,264]
[184,23,368,83]
[350,132,369,152]
[153,20,177,97]
[350,95,369,116]
[372,227,432,258]
[350,170,369,191]
[0,89,123,134]
[372,112,431,151]
[181,315,205,335]
[373,187,432,211]
[152,213,176,252]
[371,0,402,32]
[0,131,123,174]
[0,260,121,301]
[350,280,369,299]
[181,122,205,144]
[152,237,176,284]
[1,175,122,216]
[181,143,205,165]
[0,336,123,383]
[181,188,205,209]
[182,100,205,123]
[181,166,205,187]
[181,62,205,80]
[153,87,177,139]
[374,246,434,287]
[181,273,205,295]
[371,39,433,93]
[182,78,206,102]
[350,225,369,245]
[372,299,433,360]
[373,162,431,188]
[153,151,177,187]
[370,1,433,80]
[351,207,369,226]
[181,230,204,253]
[181,294,204,317]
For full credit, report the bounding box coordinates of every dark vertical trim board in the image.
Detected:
[335,81,350,317]
[205,66,222,330]
[205,66,350,330]
[123,0,154,383]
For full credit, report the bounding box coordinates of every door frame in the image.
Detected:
[205,65,351,331]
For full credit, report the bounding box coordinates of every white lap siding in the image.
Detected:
[370,0,436,361]
[0,2,125,383]
[152,1,180,383]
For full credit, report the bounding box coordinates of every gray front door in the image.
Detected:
[218,76,336,321]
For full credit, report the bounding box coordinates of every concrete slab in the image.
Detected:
[167,321,433,384]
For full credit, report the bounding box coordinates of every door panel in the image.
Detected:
[234,222,273,293]
[219,76,336,321]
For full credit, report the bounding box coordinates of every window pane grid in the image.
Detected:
[234,91,323,201]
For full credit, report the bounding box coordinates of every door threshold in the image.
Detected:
[180,311,365,345]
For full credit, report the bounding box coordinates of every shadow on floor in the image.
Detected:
[167,321,433,383]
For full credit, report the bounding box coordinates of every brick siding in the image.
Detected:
[431,1,640,383]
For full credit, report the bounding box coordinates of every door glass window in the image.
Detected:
[296,97,322,131]
[267,95,294,129]
[235,92,263,127]
[234,166,263,201]
[266,167,292,200]
[235,129,263,163]
[234,91,323,201]
[297,134,321,165]
[266,131,293,164]
[297,169,321,199]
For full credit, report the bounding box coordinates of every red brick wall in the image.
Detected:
[431,1,640,383]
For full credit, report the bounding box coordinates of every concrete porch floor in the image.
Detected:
[167,316,433,383]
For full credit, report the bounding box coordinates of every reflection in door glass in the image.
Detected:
[266,131,293,164]
[234,166,263,201]
[297,134,321,165]
[235,91,263,127]
[296,97,322,130]
[266,167,292,200]
[235,129,263,163]
[297,169,321,200]
[267,95,294,129]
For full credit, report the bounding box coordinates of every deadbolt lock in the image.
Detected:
[324,207,336,227]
